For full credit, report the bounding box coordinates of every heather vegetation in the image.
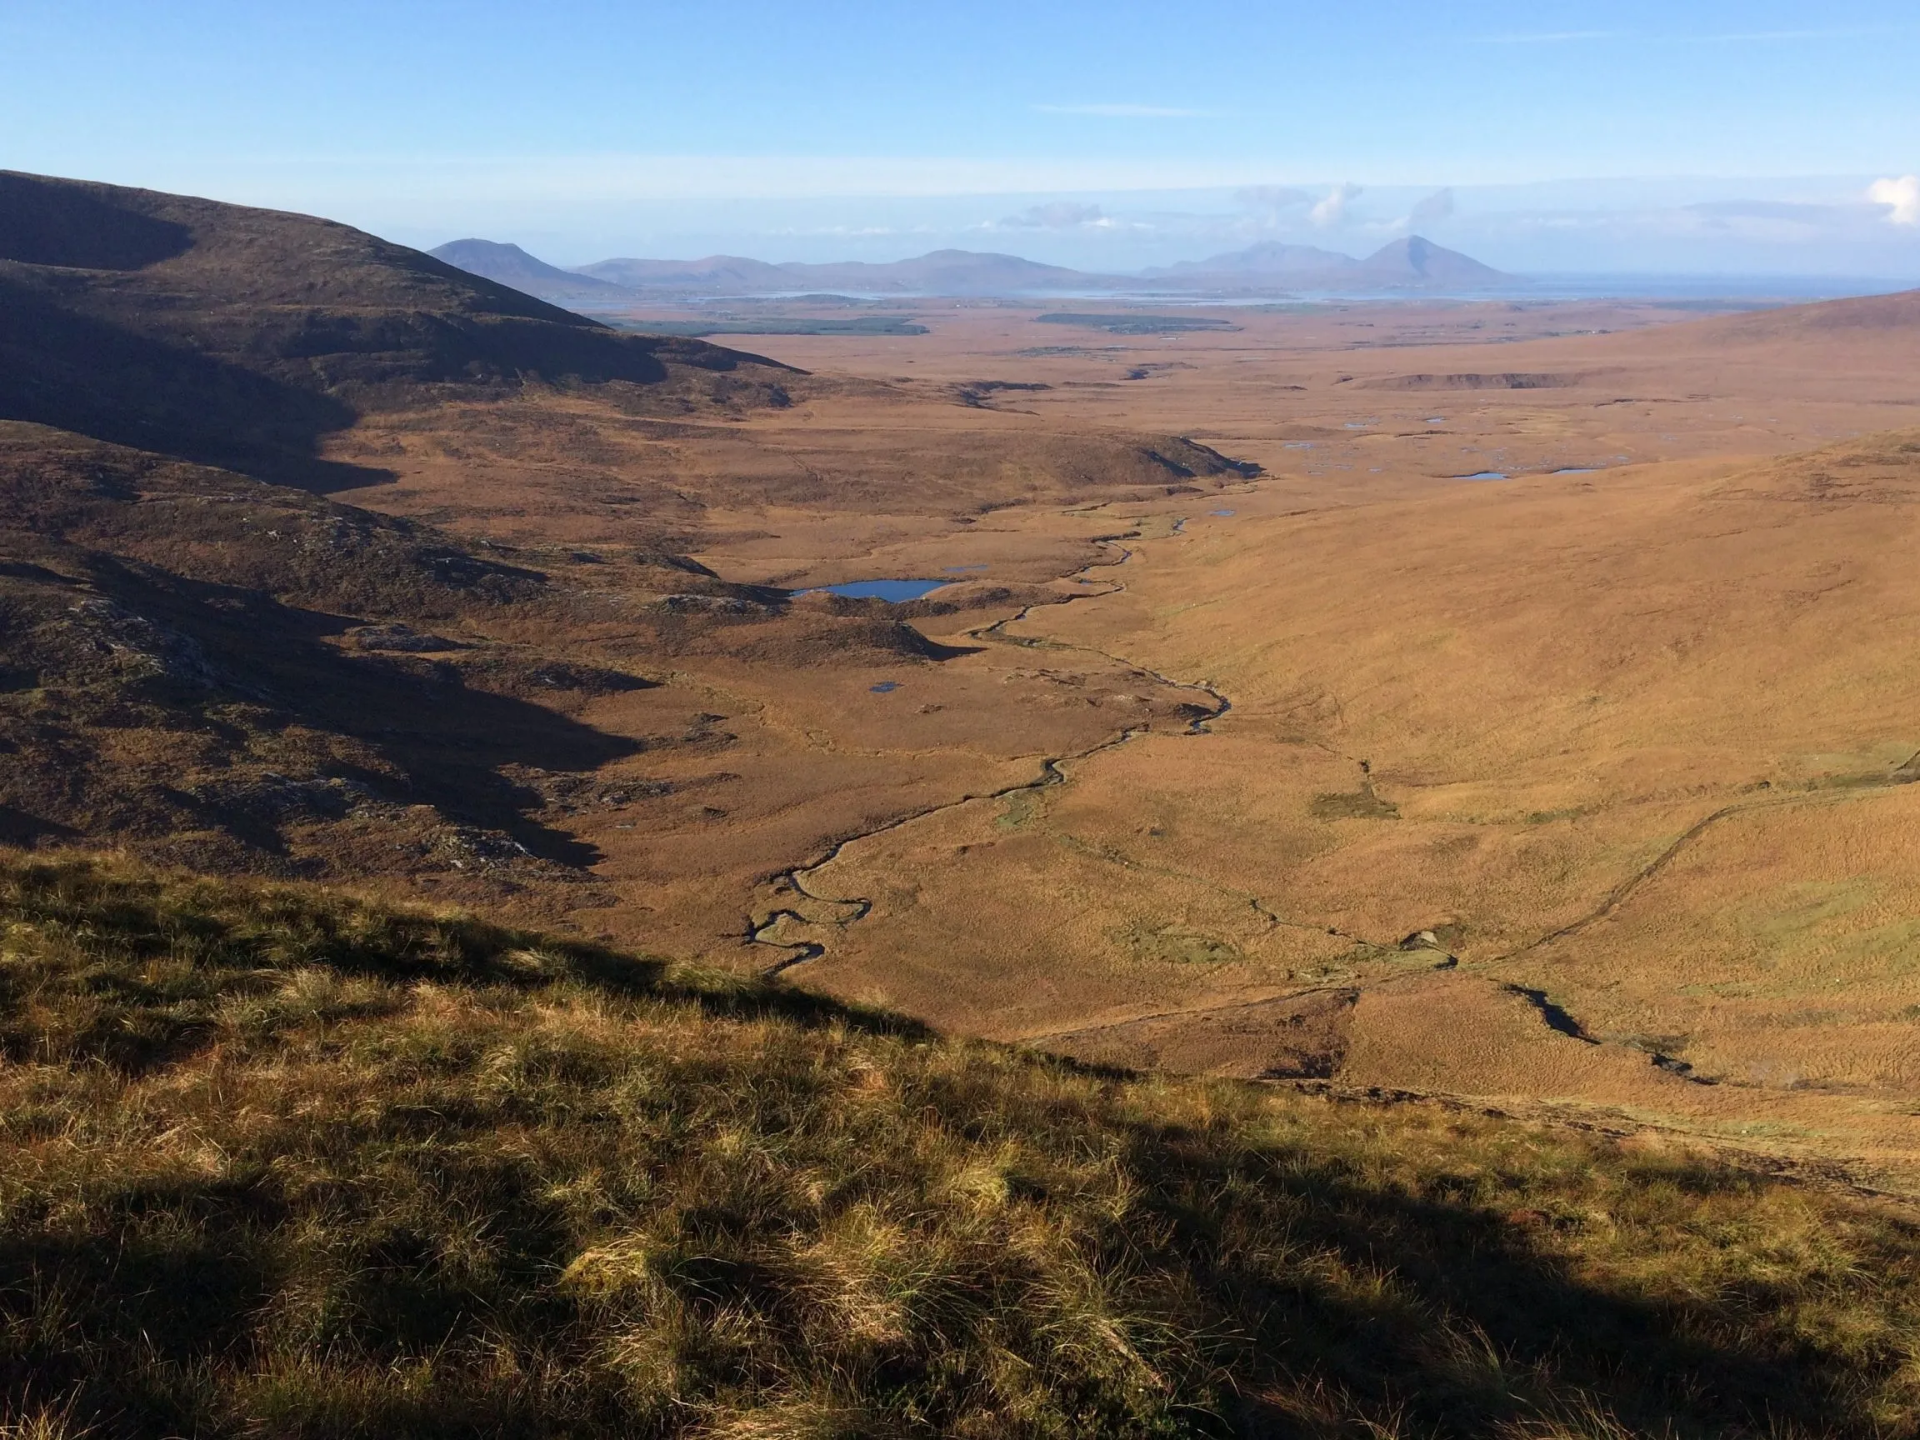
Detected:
[2,851,1917,1439]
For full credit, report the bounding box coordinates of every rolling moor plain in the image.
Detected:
[6,168,1920,1437]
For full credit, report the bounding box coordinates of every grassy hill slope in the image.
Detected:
[1,851,1915,1438]
[0,171,793,491]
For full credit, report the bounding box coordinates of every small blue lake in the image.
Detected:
[1456,471,1510,481]
[1210,508,1236,516]
[807,579,948,601]
[870,681,900,694]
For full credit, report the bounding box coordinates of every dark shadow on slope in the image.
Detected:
[1503,984,1600,1043]
[0,804,77,847]
[4,558,645,868]
[126,568,642,865]
[1101,1115,1890,1438]
[0,277,396,494]
[0,172,193,269]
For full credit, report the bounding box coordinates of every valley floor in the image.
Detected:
[316,297,1920,1191]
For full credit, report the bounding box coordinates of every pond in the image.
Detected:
[1455,471,1509,481]
[806,579,948,601]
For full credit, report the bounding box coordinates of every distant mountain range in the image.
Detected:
[428,239,634,306]
[428,236,1511,306]
[1156,236,1507,289]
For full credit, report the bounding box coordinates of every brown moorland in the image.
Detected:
[635,302,1920,1186]
[6,172,1920,1202]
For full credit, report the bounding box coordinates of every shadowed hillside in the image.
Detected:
[0,422,636,872]
[0,420,997,884]
[1,850,1916,1439]
[0,172,794,491]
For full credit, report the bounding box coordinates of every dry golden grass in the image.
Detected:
[19,276,1920,1186]
[303,297,1920,1181]
[5,850,1920,1438]
[761,428,1920,1181]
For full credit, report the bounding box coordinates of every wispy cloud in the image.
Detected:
[1409,187,1455,228]
[1032,103,1214,118]
[1869,176,1920,226]
[999,201,1108,229]
[1349,188,1458,237]
[1310,182,1361,228]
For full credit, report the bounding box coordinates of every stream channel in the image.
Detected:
[748,522,1232,977]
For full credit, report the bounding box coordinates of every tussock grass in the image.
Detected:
[0,852,1917,1438]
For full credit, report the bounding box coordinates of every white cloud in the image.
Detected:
[1310,182,1361,227]
[1408,187,1455,228]
[1000,201,1106,229]
[1868,175,1920,226]
[1032,103,1213,118]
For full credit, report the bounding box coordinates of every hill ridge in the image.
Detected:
[432,234,1513,302]
[0,170,794,490]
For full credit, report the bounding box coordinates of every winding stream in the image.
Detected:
[747,523,1231,977]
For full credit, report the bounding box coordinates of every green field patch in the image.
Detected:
[1115,921,1244,967]
[1312,787,1401,820]
[994,788,1047,831]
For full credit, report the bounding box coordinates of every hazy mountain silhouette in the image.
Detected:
[1152,242,1356,277]
[1352,236,1507,286]
[575,254,798,292]
[433,232,1511,303]
[430,239,634,305]
[446,245,1092,300]
[1157,236,1508,289]
[775,250,1088,295]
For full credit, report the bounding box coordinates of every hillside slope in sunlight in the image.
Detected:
[772,429,1920,1182]
[1,851,1917,1439]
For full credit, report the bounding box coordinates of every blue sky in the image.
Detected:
[4,0,1918,274]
